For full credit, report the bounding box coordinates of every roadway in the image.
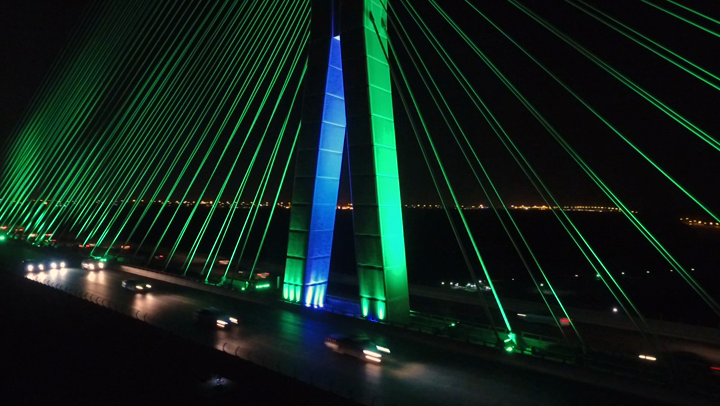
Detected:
[1,242,714,405]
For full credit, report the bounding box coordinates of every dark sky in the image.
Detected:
[0,0,91,140]
[2,0,719,218]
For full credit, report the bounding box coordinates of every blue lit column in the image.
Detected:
[303,36,346,307]
[284,3,346,306]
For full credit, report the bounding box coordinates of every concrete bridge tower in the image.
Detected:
[283,0,409,323]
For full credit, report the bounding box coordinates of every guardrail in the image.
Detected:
[303,292,706,391]
[33,260,720,400]
[11,239,720,400]
[21,273,383,405]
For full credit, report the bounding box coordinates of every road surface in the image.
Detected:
[2,242,715,405]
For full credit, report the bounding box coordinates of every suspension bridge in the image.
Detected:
[1,1,720,404]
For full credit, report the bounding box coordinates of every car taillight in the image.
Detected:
[560,318,570,323]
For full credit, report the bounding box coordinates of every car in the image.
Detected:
[516,310,570,327]
[324,334,390,363]
[121,279,153,292]
[81,259,105,270]
[193,308,238,328]
[22,260,45,272]
[47,260,67,269]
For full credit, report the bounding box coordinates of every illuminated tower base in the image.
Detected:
[284,0,409,323]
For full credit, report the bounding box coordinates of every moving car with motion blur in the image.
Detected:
[22,260,46,272]
[121,279,152,292]
[193,307,238,329]
[81,259,105,270]
[324,335,390,363]
[516,309,570,327]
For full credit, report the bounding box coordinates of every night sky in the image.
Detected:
[2,0,719,217]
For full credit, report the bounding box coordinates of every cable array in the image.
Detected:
[1,0,719,357]
[0,0,308,282]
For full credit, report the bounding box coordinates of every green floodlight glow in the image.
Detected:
[255,283,271,290]
[352,0,409,323]
[504,332,517,352]
[0,235,6,241]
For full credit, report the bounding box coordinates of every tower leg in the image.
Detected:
[341,0,409,323]
[284,1,346,307]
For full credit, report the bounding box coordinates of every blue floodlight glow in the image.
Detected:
[302,35,346,307]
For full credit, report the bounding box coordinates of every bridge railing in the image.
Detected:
[40,263,720,399]
[23,273,384,405]
[25,273,720,400]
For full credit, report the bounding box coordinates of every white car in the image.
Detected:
[324,335,391,363]
[48,260,67,269]
[22,260,45,272]
[517,310,570,327]
[81,259,105,270]
[122,279,152,292]
[193,308,238,328]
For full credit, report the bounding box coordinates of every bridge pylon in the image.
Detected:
[283,0,409,323]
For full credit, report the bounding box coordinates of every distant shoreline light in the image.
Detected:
[1,200,638,213]
[681,218,720,228]
[399,204,632,213]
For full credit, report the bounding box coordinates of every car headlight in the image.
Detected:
[216,320,228,327]
[376,345,390,353]
[145,284,151,288]
[363,350,382,358]
[136,285,144,289]
[89,264,94,270]
[27,265,34,271]
[60,262,66,268]
[365,355,382,362]
[38,264,44,270]
[229,317,237,324]
[50,262,57,269]
[98,262,104,268]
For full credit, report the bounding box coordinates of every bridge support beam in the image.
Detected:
[284,1,346,308]
[284,0,409,324]
[341,0,409,323]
